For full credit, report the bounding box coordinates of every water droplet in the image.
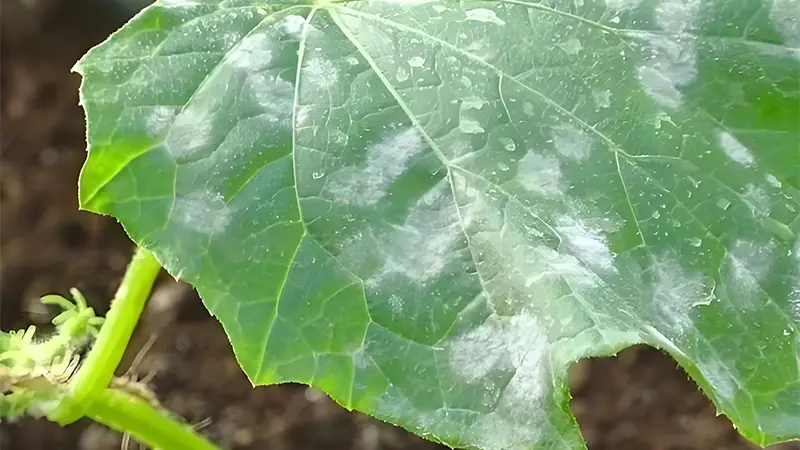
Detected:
[396,66,409,82]
[497,162,510,171]
[346,56,359,66]
[716,198,731,210]
[651,210,661,219]
[610,16,620,23]
[312,171,325,180]
[408,56,425,68]
[688,237,702,247]
[461,75,473,88]
[498,137,516,152]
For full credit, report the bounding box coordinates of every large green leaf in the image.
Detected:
[76,0,799,448]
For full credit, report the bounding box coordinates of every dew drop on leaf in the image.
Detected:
[651,210,661,219]
[716,198,731,210]
[688,237,702,247]
[312,171,325,180]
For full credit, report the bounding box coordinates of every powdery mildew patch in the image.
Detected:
[634,0,699,110]
[449,313,552,450]
[551,123,593,161]
[718,131,756,168]
[144,105,179,138]
[327,126,427,206]
[651,255,714,337]
[516,151,564,198]
[722,239,774,306]
[165,101,218,162]
[172,190,233,235]
[555,215,615,272]
[365,180,462,286]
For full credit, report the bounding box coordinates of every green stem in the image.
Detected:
[50,246,162,425]
[86,388,219,450]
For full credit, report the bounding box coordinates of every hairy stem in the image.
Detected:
[87,387,219,450]
[50,246,162,424]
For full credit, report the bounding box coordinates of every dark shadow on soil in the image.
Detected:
[1,0,798,449]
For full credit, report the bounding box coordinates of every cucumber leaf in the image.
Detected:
[75,0,800,448]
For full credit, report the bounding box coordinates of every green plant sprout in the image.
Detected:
[2,0,799,449]
[1,248,219,450]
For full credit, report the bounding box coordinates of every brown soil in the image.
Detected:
[0,1,797,449]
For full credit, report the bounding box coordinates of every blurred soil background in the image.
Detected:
[0,0,798,449]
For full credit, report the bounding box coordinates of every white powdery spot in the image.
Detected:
[459,97,488,135]
[558,37,583,55]
[173,190,232,235]
[227,31,275,71]
[448,316,510,382]
[635,33,696,109]
[465,8,506,26]
[555,216,615,272]
[388,294,404,315]
[280,14,307,39]
[791,283,800,326]
[592,89,612,109]
[652,256,714,337]
[327,126,427,206]
[655,0,699,33]
[456,314,550,449]
[637,66,684,109]
[303,53,339,90]
[516,152,563,197]
[788,238,800,326]
[770,0,800,47]
[459,119,485,134]
[723,239,774,308]
[718,131,755,167]
[383,0,437,4]
[164,105,216,162]
[605,0,643,10]
[246,72,295,124]
[351,346,369,369]
[144,106,179,138]
[366,182,461,286]
[460,193,605,315]
[742,184,770,215]
[407,56,425,68]
[552,123,592,161]
[765,174,783,188]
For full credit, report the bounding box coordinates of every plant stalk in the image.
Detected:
[50,246,162,424]
[86,388,219,450]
